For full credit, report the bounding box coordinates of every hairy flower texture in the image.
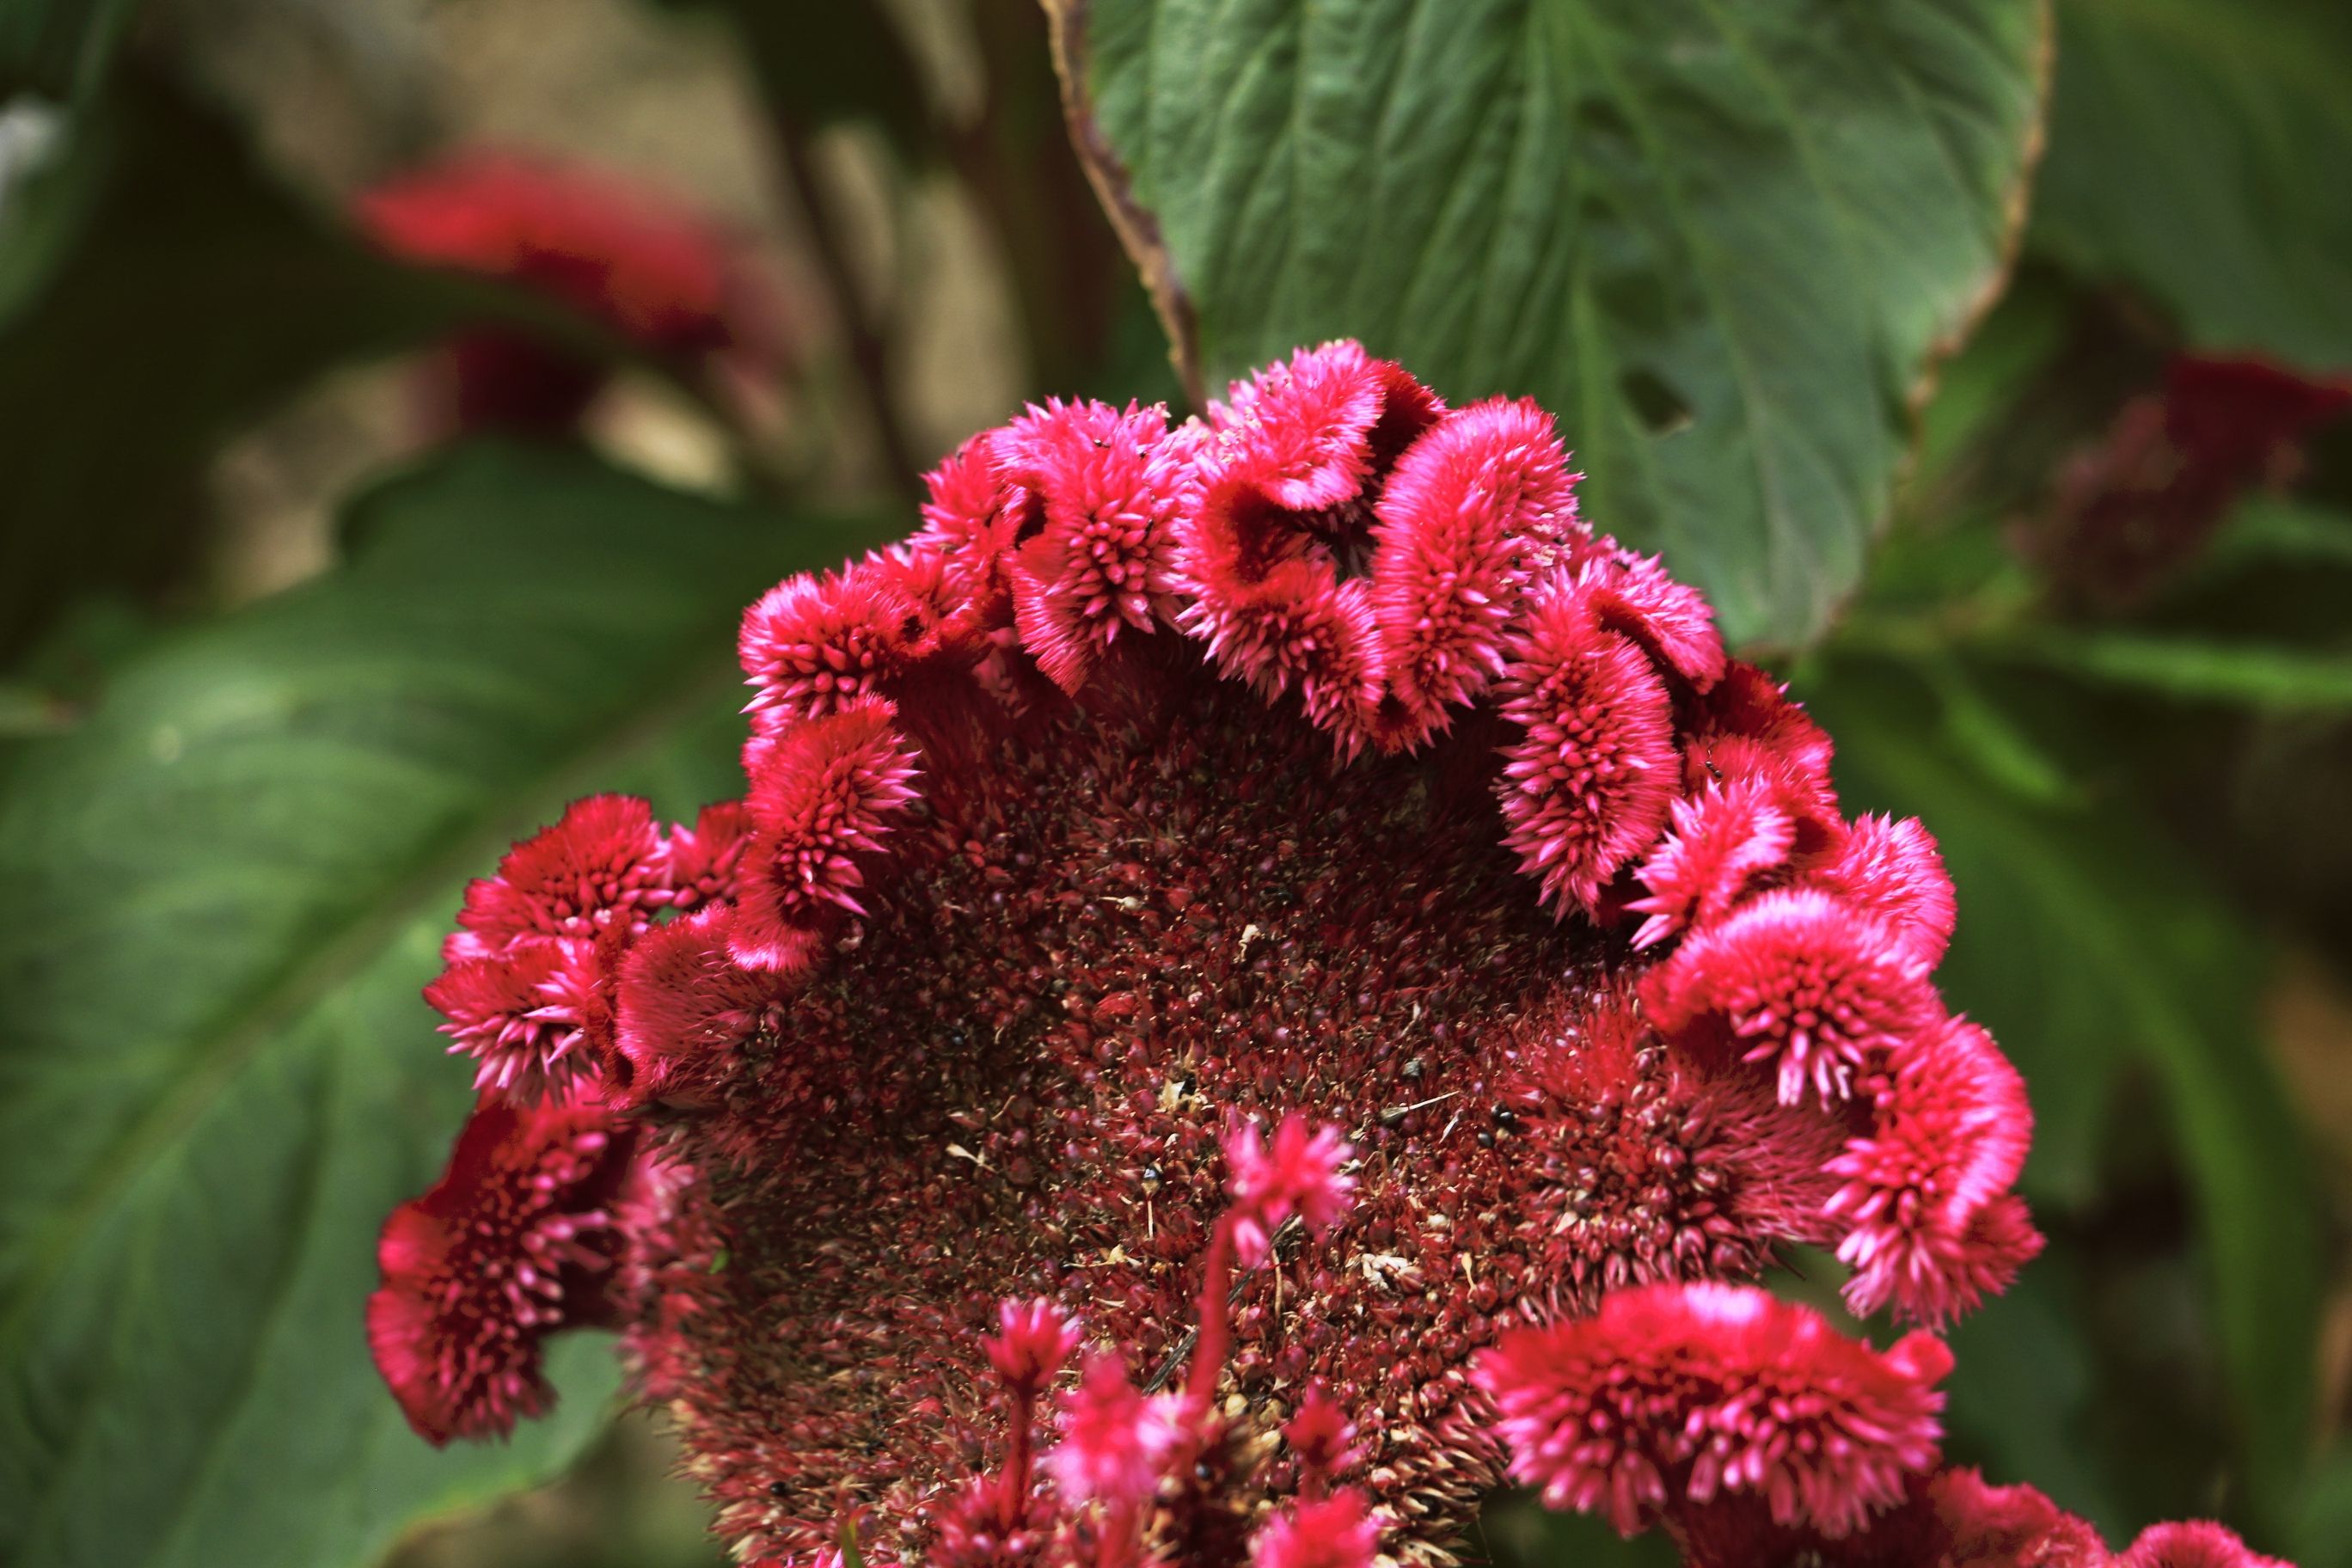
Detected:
[1476,1283,1951,1538]
[367,1093,636,1442]
[1223,1114,1356,1266]
[1629,780,1798,949]
[1502,987,1843,1299]
[1368,398,1580,743]
[358,151,777,433]
[995,400,1191,691]
[425,796,750,1099]
[1049,1351,1183,1507]
[1827,1017,2041,1324]
[1494,573,1683,915]
[1252,1490,1381,1568]
[1669,1464,2107,1566]
[731,700,923,973]
[2116,1522,2294,1568]
[1643,890,1939,1107]
[372,343,2044,1565]
[738,566,943,734]
[446,793,668,959]
[1482,1295,2293,1565]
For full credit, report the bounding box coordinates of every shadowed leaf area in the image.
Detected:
[0,444,885,1568]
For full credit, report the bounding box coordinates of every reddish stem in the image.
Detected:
[1184,1218,1237,1409]
[999,1384,1034,1534]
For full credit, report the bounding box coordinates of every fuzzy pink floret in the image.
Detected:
[658,799,753,914]
[995,398,1187,690]
[1368,397,1582,746]
[1207,340,1395,508]
[2116,1521,2295,1568]
[1628,778,1798,949]
[1250,1489,1381,1568]
[1576,548,1726,690]
[367,1094,635,1444]
[1474,1282,1951,1540]
[1177,481,1384,744]
[1178,343,1442,751]
[1047,1351,1182,1506]
[1828,1017,2043,1325]
[732,701,922,972]
[1643,889,1940,1106]
[1812,814,1960,968]
[445,793,666,960]
[426,939,601,1099]
[1282,1385,1363,1481]
[1495,578,1680,915]
[738,565,933,733]
[984,1296,1084,1399]
[1223,1114,1357,1265]
[612,906,790,1108]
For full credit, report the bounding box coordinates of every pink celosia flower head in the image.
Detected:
[1048,1351,1182,1506]
[2116,1522,2294,1568]
[1282,1385,1362,1483]
[1222,1113,1356,1265]
[1474,1283,1951,1539]
[366,1093,635,1443]
[358,151,778,434]
[1250,1488,1381,1568]
[984,1297,1084,1399]
[1643,888,1939,1106]
[370,341,2050,1566]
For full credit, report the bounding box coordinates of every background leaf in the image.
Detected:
[2032,0,2352,369]
[1046,0,2049,647]
[1808,655,2329,1524]
[0,444,883,1568]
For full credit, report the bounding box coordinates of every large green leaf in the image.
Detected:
[2033,0,2352,369]
[0,445,882,1568]
[1046,0,2049,647]
[1809,657,2328,1516]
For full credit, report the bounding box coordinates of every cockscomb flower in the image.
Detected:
[1222,1113,1356,1266]
[1251,1489,1381,1568]
[368,342,2049,1565]
[2033,354,2352,607]
[1474,1283,1952,1538]
[358,150,778,434]
[1826,1016,2042,1325]
[1481,1284,2289,1565]
[2116,1521,2295,1568]
[1048,1351,1184,1508]
[366,1092,636,1443]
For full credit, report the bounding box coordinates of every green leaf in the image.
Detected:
[0,444,884,1568]
[1809,656,2329,1515]
[1989,626,2352,709]
[1047,0,2049,647]
[0,0,142,101]
[1940,1265,2133,1535]
[2206,495,2352,574]
[2032,0,2352,368]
